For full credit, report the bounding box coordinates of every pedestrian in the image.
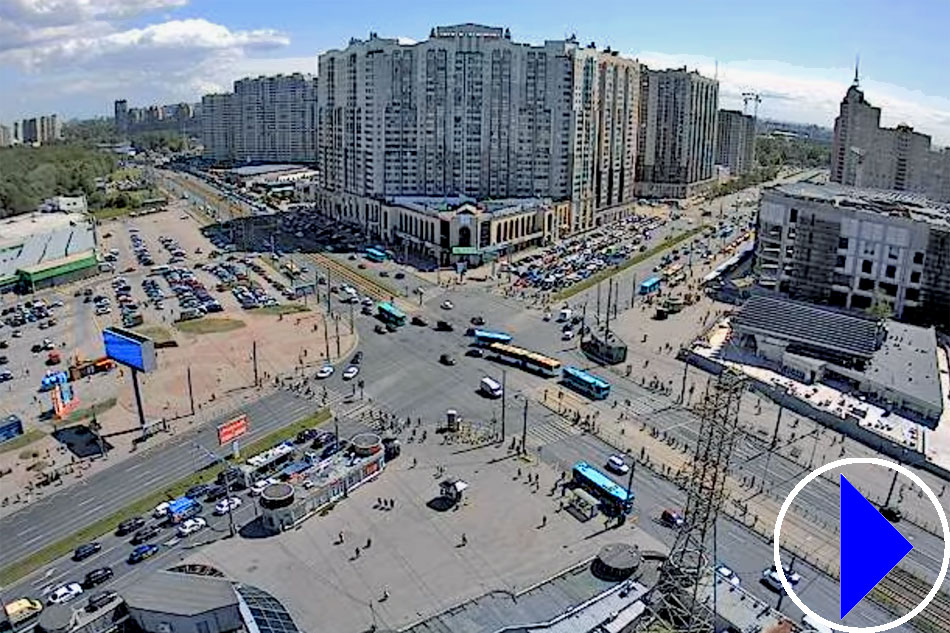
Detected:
[541,515,547,527]
[339,531,345,544]
[354,547,360,559]
[389,498,395,508]
[461,533,467,546]
[365,537,372,549]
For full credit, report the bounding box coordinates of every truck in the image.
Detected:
[480,376,503,399]
[166,496,202,524]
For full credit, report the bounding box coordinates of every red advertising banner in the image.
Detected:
[217,414,248,445]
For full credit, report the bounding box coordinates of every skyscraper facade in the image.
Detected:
[114,99,129,137]
[635,67,719,198]
[831,81,949,202]
[716,109,756,175]
[200,73,317,163]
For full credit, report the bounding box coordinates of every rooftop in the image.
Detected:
[225,164,309,177]
[768,182,950,228]
[0,213,95,280]
[863,320,942,411]
[122,570,237,616]
[388,196,553,218]
[732,295,882,359]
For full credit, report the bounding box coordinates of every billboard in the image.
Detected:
[217,414,248,445]
[102,327,156,373]
[0,415,24,444]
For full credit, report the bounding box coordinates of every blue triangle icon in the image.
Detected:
[840,474,913,619]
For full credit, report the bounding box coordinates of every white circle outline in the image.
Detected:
[773,457,950,633]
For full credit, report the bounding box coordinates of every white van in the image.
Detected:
[558,308,572,322]
[801,614,832,633]
[480,376,503,399]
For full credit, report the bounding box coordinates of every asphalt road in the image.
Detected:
[0,389,332,567]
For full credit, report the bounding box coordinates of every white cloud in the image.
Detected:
[636,51,950,147]
[0,0,188,26]
[5,18,289,70]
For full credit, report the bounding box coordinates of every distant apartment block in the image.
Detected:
[113,99,200,137]
[717,109,756,175]
[0,124,11,147]
[755,182,950,330]
[635,67,719,199]
[831,81,950,202]
[200,73,317,164]
[15,114,61,145]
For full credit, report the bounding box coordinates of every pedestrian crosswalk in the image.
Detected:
[528,413,579,446]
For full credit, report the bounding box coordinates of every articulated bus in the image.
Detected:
[486,342,561,377]
[376,302,407,326]
[365,247,387,263]
[561,366,611,400]
[572,461,632,516]
[473,329,513,346]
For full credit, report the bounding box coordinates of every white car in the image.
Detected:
[177,517,207,537]
[762,565,801,592]
[315,365,334,379]
[152,501,170,519]
[214,497,242,515]
[440,300,454,310]
[249,478,279,496]
[95,306,111,316]
[342,365,359,380]
[47,583,83,605]
[605,455,630,475]
[561,330,574,341]
[715,564,741,587]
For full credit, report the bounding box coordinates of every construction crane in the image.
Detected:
[741,91,762,121]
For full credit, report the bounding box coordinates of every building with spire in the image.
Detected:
[830,63,950,202]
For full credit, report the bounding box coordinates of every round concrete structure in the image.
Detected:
[350,432,383,457]
[260,482,295,510]
[37,604,72,633]
[592,543,642,580]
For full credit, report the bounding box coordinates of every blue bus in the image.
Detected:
[638,276,661,295]
[561,366,611,400]
[365,247,387,263]
[572,461,632,516]
[473,329,513,346]
[376,302,406,326]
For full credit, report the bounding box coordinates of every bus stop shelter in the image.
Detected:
[567,488,599,521]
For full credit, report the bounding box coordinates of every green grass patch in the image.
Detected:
[91,207,133,220]
[551,226,705,302]
[257,303,309,316]
[0,429,46,455]
[136,325,176,345]
[63,398,118,424]
[0,407,330,586]
[175,318,246,335]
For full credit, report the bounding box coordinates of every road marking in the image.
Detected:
[77,496,99,507]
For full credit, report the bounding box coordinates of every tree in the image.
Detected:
[867,292,895,320]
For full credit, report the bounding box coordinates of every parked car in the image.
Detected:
[439,354,456,366]
[47,584,83,605]
[177,517,207,537]
[214,497,242,515]
[82,567,114,588]
[605,455,629,475]
[470,316,485,326]
[72,542,102,561]
[127,544,159,564]
[716,564,741,588]
[85,591,118,612]
[115,516,145,536]
[130,525,161,545]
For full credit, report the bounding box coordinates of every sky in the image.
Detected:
[1,0,949,145]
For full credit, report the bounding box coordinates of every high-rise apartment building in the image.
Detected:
[755,182,950,329]
[20,118,38,144]
[717,109,756,175]
[316,24,650,233]
[635,67,719,198]
[831,79,950,202]
[318,25,575,202]
[200,73,317,163]
[38,115,61,144]
[0,124,11,147]
[569,47,641,230]
[114,99,129,136]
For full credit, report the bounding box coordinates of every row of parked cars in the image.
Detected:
[158,234,188,265]
[129,228,155,267]
[231,284,277,310]
[160,267,221,320]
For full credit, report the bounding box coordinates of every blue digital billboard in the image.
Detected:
[102,327,156,373]
[0,415,24,444]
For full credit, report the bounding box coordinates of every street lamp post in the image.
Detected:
[193,443,236,537]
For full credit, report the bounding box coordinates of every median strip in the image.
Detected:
[552,226,705,302]
[0,408,330,586]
